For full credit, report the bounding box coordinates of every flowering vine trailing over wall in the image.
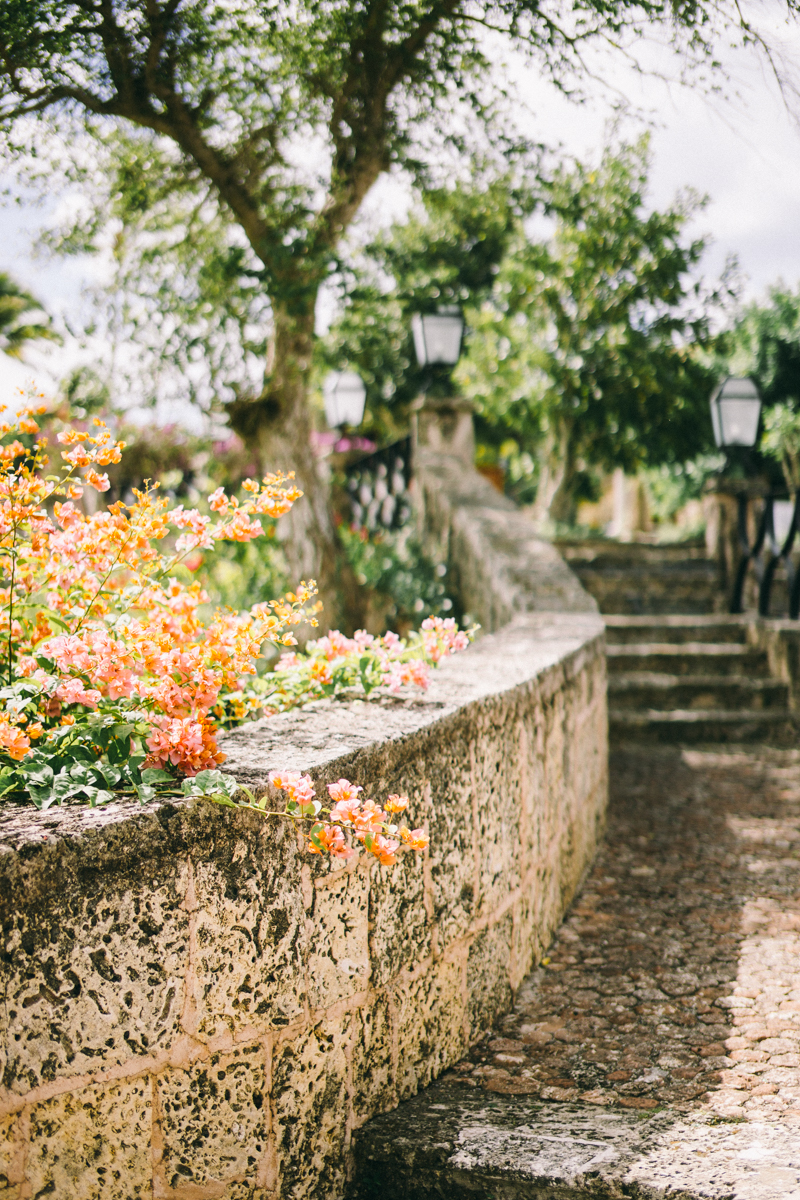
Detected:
[224,774,430,867]
[0,397,473,863]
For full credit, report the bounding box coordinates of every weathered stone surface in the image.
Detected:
[0,613,606,1198]
[350,994,395,1124]
[158,1043,267,1189]
[466,918,514,1036]
[307,863,372,1009]
[272,1015,350,1200]
[0,1112,20,1194]
[26,1078,151,1200]
[367,849,430,991]
[349,1077,800,1198]
[3,857,188,1093]
[190,819,307,1040]
[394,955,467,1102]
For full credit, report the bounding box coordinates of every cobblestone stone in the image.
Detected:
[449,744,800,1122]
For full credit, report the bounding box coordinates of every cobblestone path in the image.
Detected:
[453,745,800,1123]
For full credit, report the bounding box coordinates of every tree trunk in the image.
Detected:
[226,303,365,633]
[531,420,575,529]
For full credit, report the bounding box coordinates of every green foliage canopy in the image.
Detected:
[325,141,723,517]
[0,0,784,584]
[0,0,777,360]
[320,177,528,442]
[722,285,800,492]
[457,142,719,484]
[0,272,59,359]
[722,284,800,408]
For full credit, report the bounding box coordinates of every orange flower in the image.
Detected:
[308,824,352,858]
[400,827,429,852]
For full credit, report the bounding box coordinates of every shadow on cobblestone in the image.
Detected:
[455,745,800,1124]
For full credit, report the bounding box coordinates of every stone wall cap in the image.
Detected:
[410,395,475,413]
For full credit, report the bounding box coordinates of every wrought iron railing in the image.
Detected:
[731,492,800,617]
[344,437,412,532]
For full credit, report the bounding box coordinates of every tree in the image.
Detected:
[721,284,800,408]
[721,285,800,492]
[0,272,58,359]
[327,141,722,523]
[456,140,722,523]
[0,0,781,609]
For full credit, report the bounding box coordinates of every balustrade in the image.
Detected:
[731,491,800,617]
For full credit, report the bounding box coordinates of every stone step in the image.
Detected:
[606,643,770,677]
[557,537,709,566]
[348,1079,799,1199]
[571,570,721,615]
[574,561,718,578]
[604,614,750,645]
[608,673,789,711]
[609,707,798,744]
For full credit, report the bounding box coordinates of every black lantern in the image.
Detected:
[411,309,464,367]
[710,376,762,448]
[323,371,367,429]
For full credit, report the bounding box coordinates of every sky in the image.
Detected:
[2,10,800,413]
[504,15,800,298]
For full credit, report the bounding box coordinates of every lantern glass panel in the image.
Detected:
[323,371,366,427]
[710,376,762,448]
[411,313,463,365]
[718,399,761,447]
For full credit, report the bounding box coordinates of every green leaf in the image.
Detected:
[135,782,156,805]
[0,766,21,797]
[20,762,54,790]
[182,769,239,798]
[141,767,173,785]
[86,787,114,808]
[98,762,123,787]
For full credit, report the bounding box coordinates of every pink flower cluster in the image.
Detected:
[268,773,429,866]
[420,616,470,661]
[269,615,475,712]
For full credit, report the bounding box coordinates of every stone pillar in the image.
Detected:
[410,394,475,464]
[606,468,651,541]
[702,488,739,602]
[702,479,772,612]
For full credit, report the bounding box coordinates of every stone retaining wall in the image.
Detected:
[0,612,606,1199]
[411,397,598,630]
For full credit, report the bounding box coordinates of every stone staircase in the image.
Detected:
[556,538,721,615]
[606,613,796,744]
[559,539,798,746]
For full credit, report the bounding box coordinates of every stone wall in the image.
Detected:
[411,397,598,630]
[0,612,606,1199]
[753,618,800,712]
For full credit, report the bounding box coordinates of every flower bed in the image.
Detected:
[0,402,471,873]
